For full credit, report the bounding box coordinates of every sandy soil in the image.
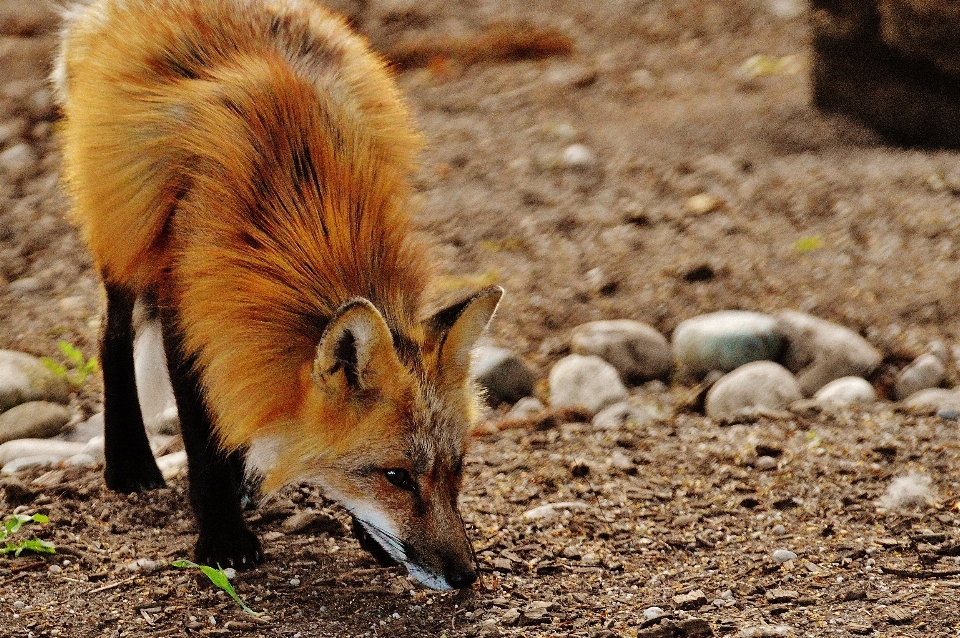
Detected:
[1,1,959,636]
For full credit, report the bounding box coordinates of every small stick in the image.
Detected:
[8,560,45,573]
[87,575,137,594]
[880,565,960,578]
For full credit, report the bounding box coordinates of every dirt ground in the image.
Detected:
[2,0,960,636]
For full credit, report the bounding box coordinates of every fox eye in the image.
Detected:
[384,468,416,492]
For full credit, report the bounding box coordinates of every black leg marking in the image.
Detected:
[101,282,165,493]
[159,309,263,569]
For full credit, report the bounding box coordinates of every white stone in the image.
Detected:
[561,143,597,170]
[81,435,104,463]
[548,355,628,415]
[705,361,802,419]
[0,142,38,181]
[592,401,660,429]
[813,376,877,406]
[0,350,71,412]
[504,397,545,420]
[772,549,797,563]
[672,311,783,379]
[157,450,187,480]
[894,354,946,401]
[776,311,882,395]
[0,401,72,444]
[901,387,960,412]
[471,345,536,405]
[570,320,671,383]
[2,455,62,475]
[522,501,589,521]
[643,607,665,621]
[0,438,86,466]
[64,453,96,467]
[134,320,179,434]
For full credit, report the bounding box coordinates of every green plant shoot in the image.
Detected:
[0,513,56,557]
[41,341,99,389]
[172,560,261,616]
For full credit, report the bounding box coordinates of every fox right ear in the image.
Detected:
[313,299,397,391]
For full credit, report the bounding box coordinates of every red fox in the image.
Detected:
[54,0,501,590]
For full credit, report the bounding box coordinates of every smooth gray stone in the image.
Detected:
[813,376,877,406]
[894,354,946,401]
[471,345,536,405]
[0,401,72,444]
[705,361,802,419]
[0,350,71,412]
[673,311,783,379]
[571,320,670,383]
[549,354,628,415]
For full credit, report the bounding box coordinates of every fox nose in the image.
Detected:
[447,567,478,589]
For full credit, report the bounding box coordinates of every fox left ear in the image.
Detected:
[313,298,399,392]
[426,286,504,382]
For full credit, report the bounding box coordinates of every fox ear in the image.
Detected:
[426,286,503,382]
[313,299,397,391]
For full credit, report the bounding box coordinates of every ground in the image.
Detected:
[1,0,959,637]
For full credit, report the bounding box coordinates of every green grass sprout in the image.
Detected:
[41,341,99,389]
[172,560,261,616]
[793,236,824,254]
[1,513,56,557]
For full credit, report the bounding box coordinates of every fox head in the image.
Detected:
[247,286,502,590]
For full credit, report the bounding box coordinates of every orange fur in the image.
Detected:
[58,0,429,456]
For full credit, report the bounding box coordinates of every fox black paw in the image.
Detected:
[352,516,400,567]
[195,527,264,569]
[104,463,166,494]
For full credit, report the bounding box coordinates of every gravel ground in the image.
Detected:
[1,1,959,636]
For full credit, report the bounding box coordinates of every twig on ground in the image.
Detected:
[880,566,960,578]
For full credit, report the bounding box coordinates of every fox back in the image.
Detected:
[55,0,501,590]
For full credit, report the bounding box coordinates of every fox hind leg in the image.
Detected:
[159,308,263,568]
[101,281,166,493]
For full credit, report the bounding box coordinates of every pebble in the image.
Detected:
[737,626,793,638]
[0,401,72,444]
[124,558,160,572]
[282,510,321,533]
[570,320,671,383]
[643,606,664,621]
[81,436,104,463]
[672,311,783,379]
[13,601,25,610]
[609,450,634,471]
[548,355,628,415]
[2,455,63,475]
[0,142,38,181]
[776,311,882,395]
[48,564,62,574]
[901,387,960,412]
[813,376,877,406]
[134,320,180,435]
[504,396,545,420]
[673,589,708,609]
[771,524,788,536]
[6,277,46,294]
[222,567,237,579]
[0,350,72,412]
[0,438,87,467]
[156,450,187,480]
[894,353,946,400]
[772,549,797,563]
[521,500,588,521]
[289,578,301,586]
[754,455,778,471]
[471,345,536,405]
[591,401,661,430]
[704,361,802,419]
[561,143,597,171]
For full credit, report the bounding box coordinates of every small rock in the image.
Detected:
[901,387,960,412]
[125,558,160,573]
[754,455,778,471]
[894,354,946,400]
[885,607,915,625]
[548,354,628,415]
[0,350,72,412]
[61,411,104,444]
[672,311,783,379]
[685,193,722,215]
[81,436,105,463]
[609,450,634,472]
[64,453,96,467]
[643,607,665,621]
[471,346,536,405]
[570,320,671,383]
[522,500,588,521]
[561,143,597,171]
[2,455,62,475]
[592,401,660,429]
[704,361,802,419]
[673,589,708,609]
[776,311,882,395]
[504,397,545,420]
[48,564,62,574]
[289,578,301,586]
[772,549,797,564]
[813,376,877,407]
[0,143,38,181]
[501,608,522,626]
[771,524,788,536]
[0,401,73,444]
[156,450,187,480]
[282,510,321,533]
[7,277,45,294]
[0,438,87,466]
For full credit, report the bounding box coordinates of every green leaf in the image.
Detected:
[793,236,823,254]
[40,357,68,378]
[172,560,261,616]
[58,341,87,367]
